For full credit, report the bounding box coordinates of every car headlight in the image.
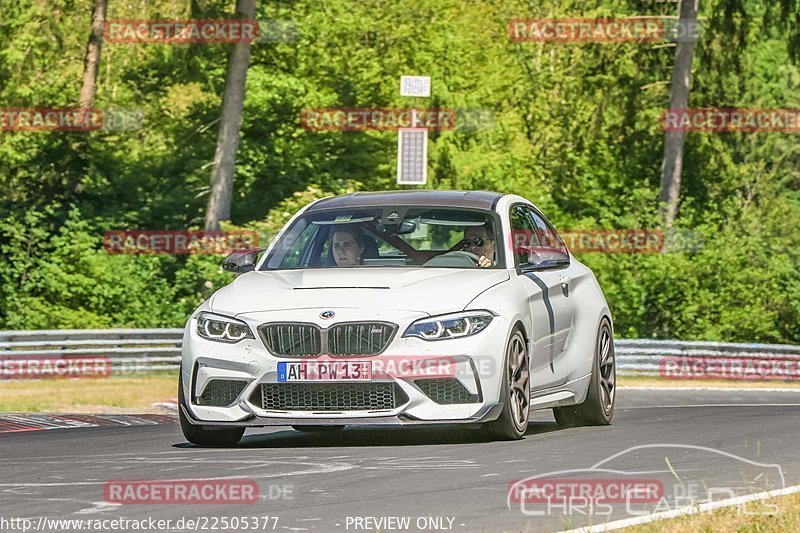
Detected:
[196,312,254,343]
[403,311,494,341]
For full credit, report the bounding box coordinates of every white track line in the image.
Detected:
[624,403,800,409]
[561,484,800,532]
[619,386,800,392]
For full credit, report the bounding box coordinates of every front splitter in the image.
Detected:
[180,403,503,427]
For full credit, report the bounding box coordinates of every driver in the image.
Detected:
[331,225,365,266]
[463,224,495,268]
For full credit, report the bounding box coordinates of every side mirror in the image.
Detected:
[519,247,570,271]
[222,248,265,274]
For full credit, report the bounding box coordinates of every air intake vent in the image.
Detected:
[197,379,247,407]
[414,378,480,404]
[252,383,408,411]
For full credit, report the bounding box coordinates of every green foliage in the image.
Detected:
[0,209,189,328]
[0,0,798,342]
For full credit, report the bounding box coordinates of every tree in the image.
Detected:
[79,0,107,108]
[204,0,257,230]
[658,0,699,230]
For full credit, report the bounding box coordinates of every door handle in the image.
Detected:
[559,275,571,296]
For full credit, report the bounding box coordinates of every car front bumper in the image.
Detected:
[181,307,509,427]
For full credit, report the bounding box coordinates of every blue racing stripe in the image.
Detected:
[524,273,555,372]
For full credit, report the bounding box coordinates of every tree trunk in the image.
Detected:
[204,0,257,231]
[79,0,108,108]
[659,0,699,230]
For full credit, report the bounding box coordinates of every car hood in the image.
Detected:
[210,268,510,316]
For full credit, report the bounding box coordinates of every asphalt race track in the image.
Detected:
[2,388,799,533]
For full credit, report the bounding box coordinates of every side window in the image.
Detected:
[509,205,536,266]
[527,210,568,255]
[510,205,570,268]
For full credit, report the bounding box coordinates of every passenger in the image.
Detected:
[331,225,365,266]
[462,224,495,268]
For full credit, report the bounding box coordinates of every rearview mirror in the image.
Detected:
[222,248,265,274]
[376,220,417,235]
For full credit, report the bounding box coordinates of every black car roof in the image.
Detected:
[308,190,505,211]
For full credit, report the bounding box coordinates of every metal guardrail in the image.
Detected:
[1,329,798,376]
[0,329,183,373]
[616,339,800,375]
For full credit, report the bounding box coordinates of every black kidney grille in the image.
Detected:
[258,321,396,357]
[259,323,321,357]
[328,322,396,356]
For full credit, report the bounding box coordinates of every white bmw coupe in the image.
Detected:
[179,190,615,444]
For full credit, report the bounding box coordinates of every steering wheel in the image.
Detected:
[442,250,482,265]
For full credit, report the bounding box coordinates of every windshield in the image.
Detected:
[261,207,502,270]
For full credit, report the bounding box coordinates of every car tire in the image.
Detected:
[178,376,245,447]
[482,327,530,441]
[553,318,615,427]
[292,425,346,432]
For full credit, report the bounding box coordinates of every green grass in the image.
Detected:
[0,373,176,413]
[627,492,800,532]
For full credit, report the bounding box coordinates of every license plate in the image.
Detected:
[277,361,372,382]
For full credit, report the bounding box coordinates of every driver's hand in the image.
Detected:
[478,255,491,268]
